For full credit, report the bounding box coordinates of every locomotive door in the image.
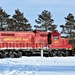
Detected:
[48,33,51,44]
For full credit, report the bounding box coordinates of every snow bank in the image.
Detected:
[0,71,75,75]
[0,56,75,75]
[0,56,75,66]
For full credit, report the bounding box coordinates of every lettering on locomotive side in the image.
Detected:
[3,38,29,41]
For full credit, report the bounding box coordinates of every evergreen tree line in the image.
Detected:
[0,7,75,40]
[0,7,32,31]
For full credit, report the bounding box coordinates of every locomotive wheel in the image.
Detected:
[4,52,9,57]
[50,51,57,57]
[49,51,52,57]
[13,52,18,57]
[0,52,4,58]
[9,51,15,58]
[58,51,63,56]
[17,51,22,57]
[65,51,69,56]
[61,51,65,56]
[52,51,57,56]
[8,51,22,58]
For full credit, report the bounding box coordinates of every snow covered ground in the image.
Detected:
[0,56,75,75]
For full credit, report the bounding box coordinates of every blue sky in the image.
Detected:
[0,0,75,32]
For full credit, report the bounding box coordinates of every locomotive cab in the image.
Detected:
[51,30,60,45]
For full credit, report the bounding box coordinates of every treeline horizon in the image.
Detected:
[0,7,75,39]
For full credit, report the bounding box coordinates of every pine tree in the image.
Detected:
[34,10,57,31]
[60,13,75,48]
[60,13,75,38]
[12,9,32,31]
[0,7,10,31]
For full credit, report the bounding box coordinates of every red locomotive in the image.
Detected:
[0,30,73,58]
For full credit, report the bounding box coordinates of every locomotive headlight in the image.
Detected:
[69,48,72,50]
[66,48,68,50]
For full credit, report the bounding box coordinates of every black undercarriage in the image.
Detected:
[0,48,74,58]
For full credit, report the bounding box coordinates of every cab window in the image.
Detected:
[54,36,59,40]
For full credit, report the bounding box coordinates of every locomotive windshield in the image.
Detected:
[54,36,59,40]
